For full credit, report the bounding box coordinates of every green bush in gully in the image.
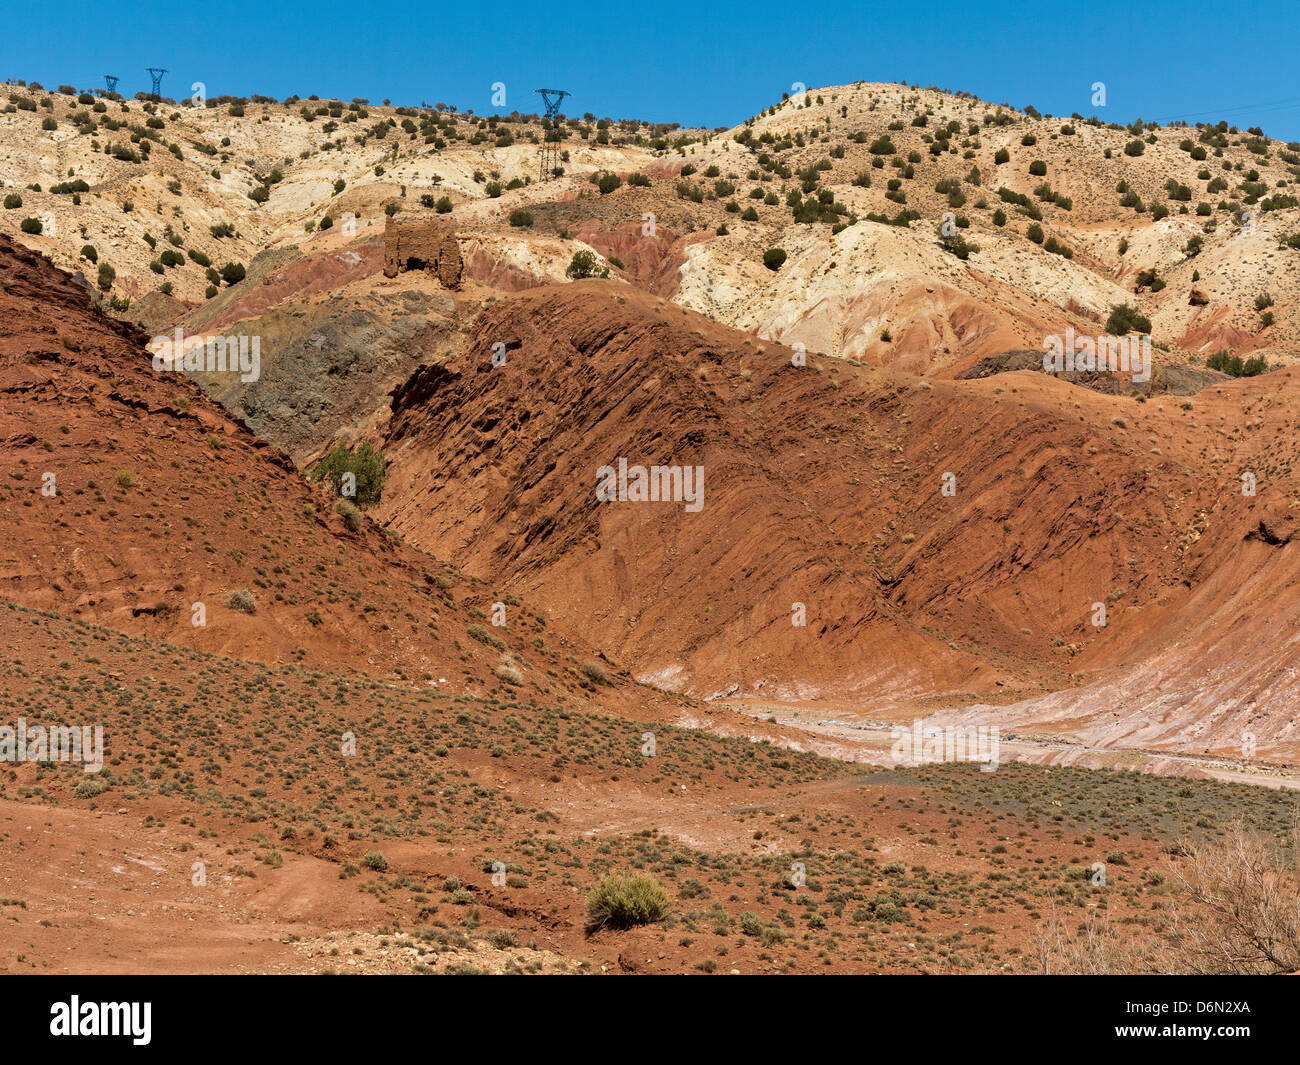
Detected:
[311,442,386,506]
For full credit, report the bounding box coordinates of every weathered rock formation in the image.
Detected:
[383,217,462,289]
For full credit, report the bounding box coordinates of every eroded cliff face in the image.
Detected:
[383,216,463,290]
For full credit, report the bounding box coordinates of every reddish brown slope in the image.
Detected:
[372,281,1293,712]
[397,279,1300,753]
[0,235,681,716]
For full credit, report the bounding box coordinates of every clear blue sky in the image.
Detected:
[4,0,1299,139]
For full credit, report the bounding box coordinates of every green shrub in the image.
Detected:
[225,588,257,614]
[1105,303,1152,335]
[73,777,108,799]
[508,208,532,227]
[585,872,670,932]
[565,249,607,279]
[311,442,386,505]
[1206,350,1268,377]
[467,624,505,650]
[20,217,42,234]
[363,851,389,872]
[763,247,787,271]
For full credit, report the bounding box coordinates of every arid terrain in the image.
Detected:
[2,76,1299,975]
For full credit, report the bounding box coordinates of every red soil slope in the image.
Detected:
[0,235,684,718]
[373,281,1300,755]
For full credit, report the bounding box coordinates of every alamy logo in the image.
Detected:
[50,997,151,1045]
[0,718,103,773]
[1042,327,1150,384]
[890,719,1000,772]
[149,327,261,383]
[595,458,705,513]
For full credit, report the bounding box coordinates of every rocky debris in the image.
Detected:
[1248,502,1298,547]
[1189,288,1209,306]
[383,217,462,290]
[956,348,1230,396]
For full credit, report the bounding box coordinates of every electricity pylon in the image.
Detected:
[534,88,570,181]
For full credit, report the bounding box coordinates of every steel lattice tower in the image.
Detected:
[146,68,167,96]
[103,74,119,95]
[534,88,570,181]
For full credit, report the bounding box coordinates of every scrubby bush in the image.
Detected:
[225,588,257,614]
[467,624,505,650]
[1206,350,1268,377]
[763,247,787,270]
[1105,303,1152,335]
[73,777,108,799]
[565,249,607,279]
[334,499,363,532]
[508,208,532,227]
[585,872,670,932]
[311,442,386,505]
[494,661,523,686]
